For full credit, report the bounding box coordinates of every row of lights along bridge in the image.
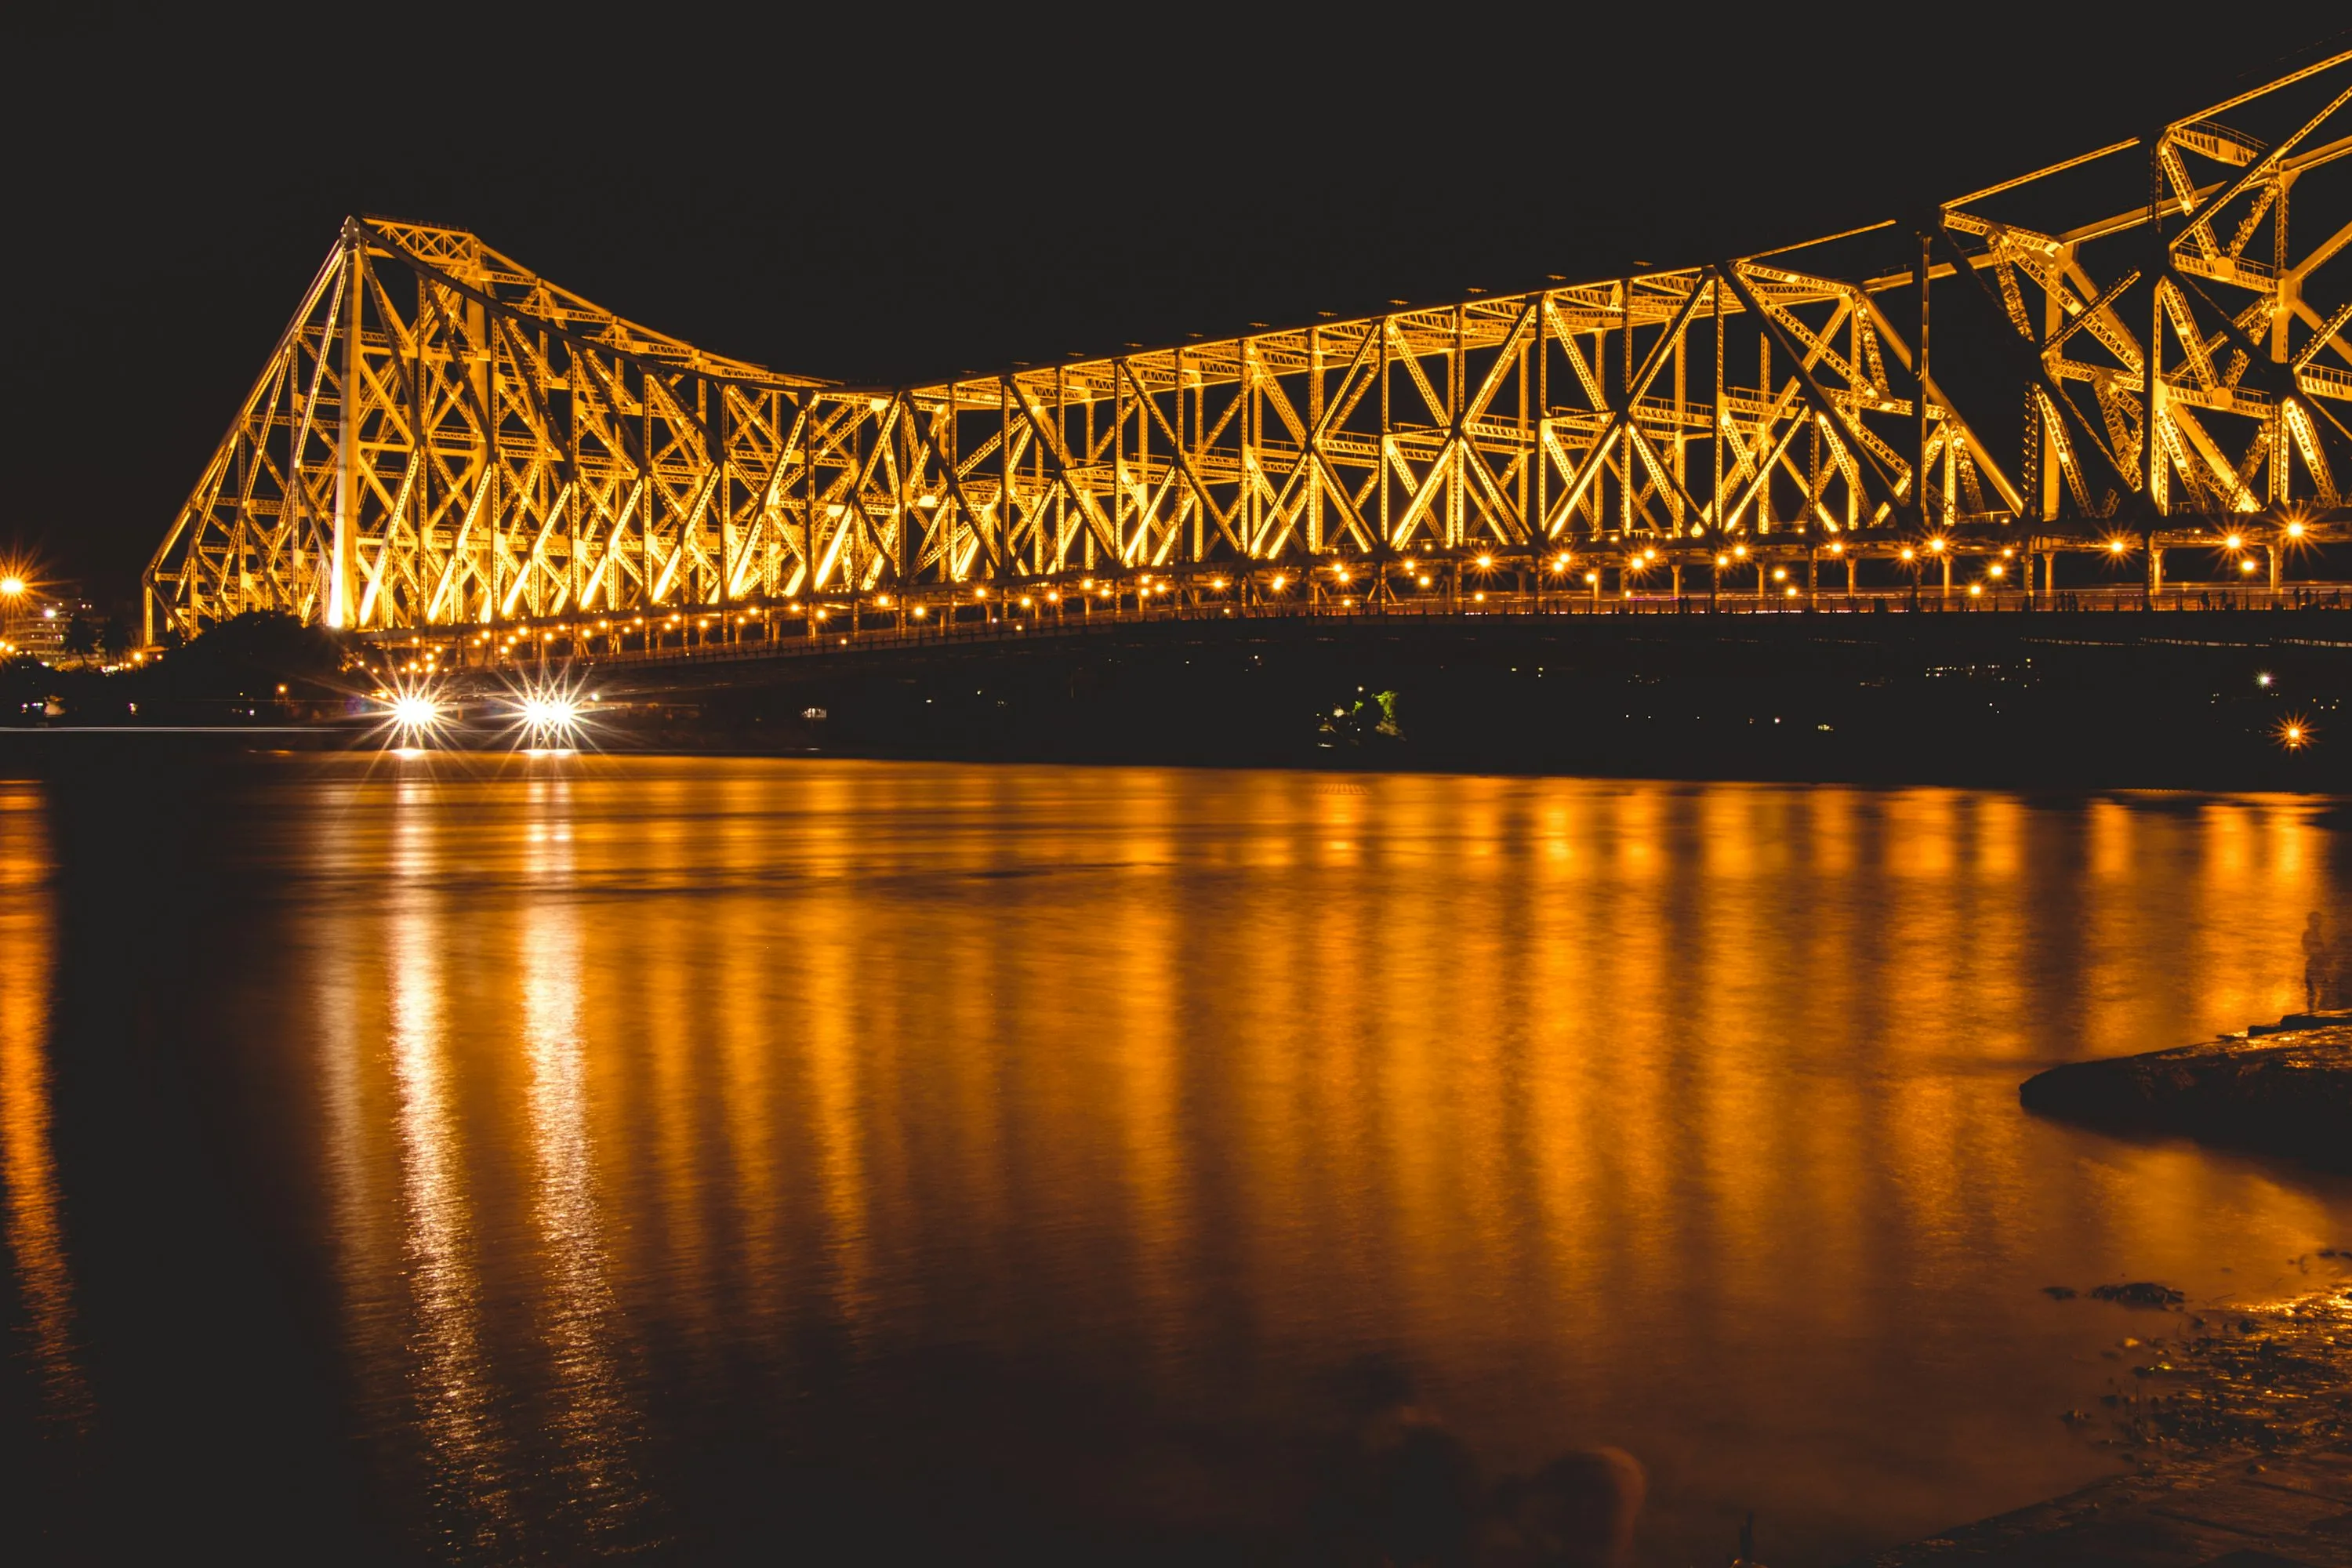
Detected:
[368,517,2332,677]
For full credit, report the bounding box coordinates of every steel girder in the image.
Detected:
[146,53,2352,641]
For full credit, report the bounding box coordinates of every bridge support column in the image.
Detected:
[2271,545,2282,597]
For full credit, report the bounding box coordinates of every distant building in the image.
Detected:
[2,592,93,662]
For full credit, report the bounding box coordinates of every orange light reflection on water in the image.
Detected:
[0,787,87,1430]
[78,759,2352,1566]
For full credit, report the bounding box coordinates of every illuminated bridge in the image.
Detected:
[147,53,2352,664]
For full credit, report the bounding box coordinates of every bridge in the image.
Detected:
[145,52,2352,666]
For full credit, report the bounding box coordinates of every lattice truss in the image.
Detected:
[146,53,2352,639]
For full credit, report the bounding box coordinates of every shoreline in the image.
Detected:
[1853,1281,2352,1566]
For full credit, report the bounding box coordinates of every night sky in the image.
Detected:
[5,9,2347,604]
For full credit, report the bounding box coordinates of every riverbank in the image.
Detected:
[16,606,2352,788]
[414,608,2352,789]
[1856,1282,2352,1566]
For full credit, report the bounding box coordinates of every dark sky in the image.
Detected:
[5,7,2347,603]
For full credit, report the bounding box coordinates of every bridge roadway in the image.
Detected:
[365,575,2352,683]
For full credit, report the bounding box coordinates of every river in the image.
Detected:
[3,753,2349,1565]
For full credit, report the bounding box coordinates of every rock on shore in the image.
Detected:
[2020,1015,2352,1169]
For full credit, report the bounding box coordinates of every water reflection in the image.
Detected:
[0,787,86,1428]
[383,789,516,1552]
[9,760,2352,1566]
[515,779,648,1543]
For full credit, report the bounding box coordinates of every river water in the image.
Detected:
[3,754,2350,1565]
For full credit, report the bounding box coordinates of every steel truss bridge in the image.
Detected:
[147,53,2352,650]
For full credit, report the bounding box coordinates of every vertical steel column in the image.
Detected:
[331,230,361,628]
[1916,229,1933,539]
[2146,140,2168,518]
[1308,324,1324,555]
[1535,299,1550,576]
[1711,276,1724,541]
[716,381,733,612]
[1000,378,1015,580]
[1377,321,1392,554]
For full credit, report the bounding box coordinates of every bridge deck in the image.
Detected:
[367,583,2352,681]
